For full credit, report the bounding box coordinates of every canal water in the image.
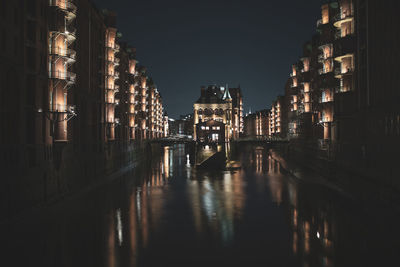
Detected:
[2,144,399,267]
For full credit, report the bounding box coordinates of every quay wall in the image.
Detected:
[270,141,400,211]
[0,141,158,222]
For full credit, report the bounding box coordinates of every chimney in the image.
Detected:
[201,86,206,97]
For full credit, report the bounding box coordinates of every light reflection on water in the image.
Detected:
[2,144,400,267]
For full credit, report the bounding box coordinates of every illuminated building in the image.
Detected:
[268,96,287,138]
[193,85,243,142]
[244,109,270,138]
[267,0,400,180]
[0,0,167,173]
[48,0,77,141]
[169,114,194,137]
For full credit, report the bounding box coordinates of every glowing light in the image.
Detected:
[116,209,123,246]
[317,231,320,239]
[186,154,190,166]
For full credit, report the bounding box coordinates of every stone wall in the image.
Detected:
[0,141,154,221]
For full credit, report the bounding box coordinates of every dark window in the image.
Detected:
[26,74,36,106]
[27,21,36,42]
[26,47,36,70]
[27,0,36,17]
[0,0,7,18]
[1,29,6,51]
[40,27,45,42]
[41,2,45,17]
[26,111,36,146]
[14,36,18,55]
[14,7,17,25]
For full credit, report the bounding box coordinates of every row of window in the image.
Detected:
[200,126,221,131]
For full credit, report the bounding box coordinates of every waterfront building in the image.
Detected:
[169,114,194,137]
[244,109,270,138]
[266,0,400,183]
[0,0,168,172]
[269,96,287,139]
[228,87,244,138]
[193,85,243,142]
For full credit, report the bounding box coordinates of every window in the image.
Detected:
[1,30,6,51]
[0,0,7,18]
[14,7,18,25]
[212,134,219,141]
[14,36,18,55]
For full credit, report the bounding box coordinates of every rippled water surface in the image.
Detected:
[2,144,399,267]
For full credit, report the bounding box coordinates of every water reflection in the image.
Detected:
[2,144,400,267]
[188,170,245,246]
[253,150,336,267]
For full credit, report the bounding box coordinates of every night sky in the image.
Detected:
[91,0,323,118]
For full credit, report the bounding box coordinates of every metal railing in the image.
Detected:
[319,97,334,103]
[65,25,76,38]
[49,47,76,60]
[49,70,76,83]
[49,0,77,15]
[49,104,76,113]
[318,68,333,75]
[333,11,353,23]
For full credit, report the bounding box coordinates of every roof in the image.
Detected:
[195,85,234,104]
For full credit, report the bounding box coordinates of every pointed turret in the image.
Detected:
[223,86,232,100]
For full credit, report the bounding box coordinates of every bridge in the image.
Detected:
[232,137,289,145]
[150,137,288,146]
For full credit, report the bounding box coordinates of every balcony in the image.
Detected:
[318,53,329,62]
[106,57,120,66]
[105,42,120,51]
[49,104,76,113]
[64,25,76,42]
[49,47,76,62]
[334,37,355,61]
[300,68,309,73]
[319,117,333,124]
[319,97,334,104]
[49,70,76,84]
[335,85,352,93]
[318,68,333,75]
[49,24,76,43]
[334,66,353,78]
[333,12,354,28]
[49,0,77,18]
[106,98,115,104]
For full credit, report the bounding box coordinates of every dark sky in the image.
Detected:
[91,0,323,118]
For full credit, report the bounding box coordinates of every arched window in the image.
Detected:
[204,108,213,116]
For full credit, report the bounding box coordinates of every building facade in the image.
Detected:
[0,0,168,171]
[244,109,270,138]
[169,114,194,137]
[265,0,400,183]
[193,85,243,142]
